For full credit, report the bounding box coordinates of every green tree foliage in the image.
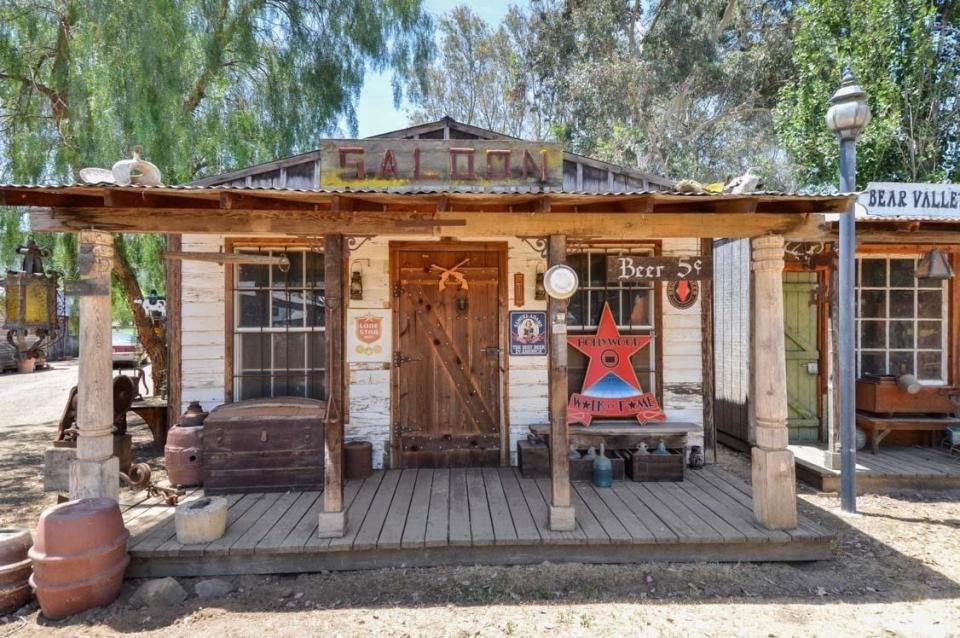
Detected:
[0,0,432,382]
[411,0,798,186]
[775,0,959,188]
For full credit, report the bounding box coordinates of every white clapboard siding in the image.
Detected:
[179,234,226,414]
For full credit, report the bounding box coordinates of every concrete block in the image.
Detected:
[549,505,576,531]
[69,456,119,501]
[43,447,76,492]
[752,447,798,530]
[317,510,347,538]
[175,497,228,544]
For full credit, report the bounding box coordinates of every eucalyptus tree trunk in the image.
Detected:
[112,234,167,395]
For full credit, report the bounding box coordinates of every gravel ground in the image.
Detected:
[1,363,959,637]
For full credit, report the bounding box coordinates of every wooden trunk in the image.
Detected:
[622,450,684,482]
[517,440,624,481]
[855,376,957,414]
[202,397,325,494]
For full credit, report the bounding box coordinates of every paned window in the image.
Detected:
[856,256,948,383]
[233,247,326,400]
[566,247,658,397]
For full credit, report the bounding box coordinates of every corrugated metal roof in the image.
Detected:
[0,182,855,198]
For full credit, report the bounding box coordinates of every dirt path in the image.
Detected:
[1,366,958,637]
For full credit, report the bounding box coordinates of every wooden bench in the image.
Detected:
[129,396,169,447]
[856,412,960,454]
[528,422,699,451]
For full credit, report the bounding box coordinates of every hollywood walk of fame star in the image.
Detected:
[567,302,651,399]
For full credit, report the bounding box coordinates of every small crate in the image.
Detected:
[622,449,684,482]
[517,440,549,478]
[568,450,624,482]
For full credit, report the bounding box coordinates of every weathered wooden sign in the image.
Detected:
[606,255,712,283]
[319,139,564,189]
[859,182,960,218]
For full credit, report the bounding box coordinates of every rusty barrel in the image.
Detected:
[29,498,129,620]
[0,529,33,614]
[344,441,373,480]
[165,425,203,487]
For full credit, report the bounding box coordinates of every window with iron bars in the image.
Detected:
[565,246,658,398]
[233,247,326,400]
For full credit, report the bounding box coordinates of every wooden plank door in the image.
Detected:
[783,272,820,442]
[393,244,504,467]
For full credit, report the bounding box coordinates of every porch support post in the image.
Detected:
[318,233,346,537]
[69,230,119,501]
[547,234,574,531]
[749,234,798,529]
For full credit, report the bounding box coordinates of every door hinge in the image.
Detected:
[393,281,403,298]
[393,351,421,367]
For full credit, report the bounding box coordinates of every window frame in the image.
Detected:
[564,242,663,404]
[855,253,950,385]
[225,239,327,402]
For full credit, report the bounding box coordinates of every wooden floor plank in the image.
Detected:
[203,493,279,556]
[466,468,495,546]
[521,476,583,544]
[327,473,385,551]
[448,469,471,547]
[609,482,678,542]
[880,449,948,475]
[644,482,733,541]
[572,483,632,543]
[674,478,768,542]
[685,471,789,542]
[481,467,518,545]
[555,479,609,544]
[231,491,301,554]
[498,468,541,544]
[255,491,321,553]
[401,469,434,549]
[353,470,402,550]
[378,469,419,549]
[424,470,450,548]
[624,482,709,542]
[584,483,657,542]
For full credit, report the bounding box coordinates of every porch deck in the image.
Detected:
[121,465,834,578]
[790,443,960,493]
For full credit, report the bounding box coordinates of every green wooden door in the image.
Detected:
[783,272,820,442]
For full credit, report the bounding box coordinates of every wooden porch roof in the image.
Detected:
[0,183,855,238]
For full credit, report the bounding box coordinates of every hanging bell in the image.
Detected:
[916,249,954,280]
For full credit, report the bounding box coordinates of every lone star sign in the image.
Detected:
[566,302,666,426]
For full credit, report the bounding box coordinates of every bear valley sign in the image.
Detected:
[859,182,960,218]
[319,139,564,190]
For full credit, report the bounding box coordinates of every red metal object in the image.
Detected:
[165,425,203,487]
[0,528,33,614]
[29,498,129,620]
[344,441,373,480]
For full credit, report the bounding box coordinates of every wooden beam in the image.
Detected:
[31,207,824,239]
[162,251,289,266]
[104,190,220,209]
[220,192,320,211]
[321,234,346,531]
[547,234,574,531]
[700,238,716,464]
[166,234,182,431]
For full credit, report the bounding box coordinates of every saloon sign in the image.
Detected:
[566,302,666,426]
[859,182,960,219]
[320,139,564,189]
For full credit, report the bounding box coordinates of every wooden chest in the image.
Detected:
[202,397,325,494]
[856,376,957,414]
[622,449,684,482]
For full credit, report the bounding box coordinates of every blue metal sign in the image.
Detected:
[509,311,547,356]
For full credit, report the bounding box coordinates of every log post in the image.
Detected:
[318,233,346,537]
[547,234,575,531]
[750,235,798,529]
[69,230,119,501]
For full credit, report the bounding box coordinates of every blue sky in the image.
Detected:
[353,0,517,137]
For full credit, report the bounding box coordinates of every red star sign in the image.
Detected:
[567,302,650,397]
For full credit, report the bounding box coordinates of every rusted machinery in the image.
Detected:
[1,240,61,373]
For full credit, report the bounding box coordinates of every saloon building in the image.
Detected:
[0,118,854,574]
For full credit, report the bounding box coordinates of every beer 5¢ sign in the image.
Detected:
[606,255,711,283]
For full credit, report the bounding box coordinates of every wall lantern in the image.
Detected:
[350,262,364,300]
[534,264,546,301]
[1,240,60,370]
[916,249,954,280]
[542,264,579,300]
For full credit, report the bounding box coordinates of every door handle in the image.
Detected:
[805,362,819,374]
[481,346,502,356]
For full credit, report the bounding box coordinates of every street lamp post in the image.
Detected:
[826,67,870,514]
